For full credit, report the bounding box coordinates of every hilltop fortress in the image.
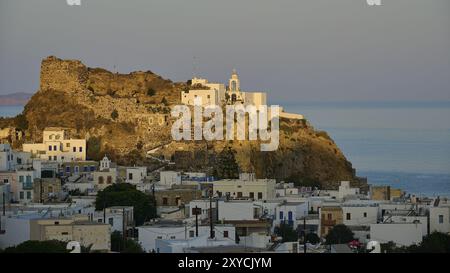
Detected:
[1,56,366,189]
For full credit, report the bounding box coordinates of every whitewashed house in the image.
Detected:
[430,206,450,234]
[138,221,235,253]
[370,223,423,247]
[22,127,86,162]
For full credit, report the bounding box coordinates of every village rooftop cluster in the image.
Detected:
[0,126,449,253]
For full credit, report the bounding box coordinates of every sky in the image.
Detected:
[0,0,449,103]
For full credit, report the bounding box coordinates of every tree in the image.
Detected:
[111,231,144,253]
[274,222,298,242]
[213,147,239,179]
[305,233,320,244]
[136,140,144,150]
[147,88,156,96]
[95,183,157,226]
[384,232,450,253]
[14,113,28,131]
[325,224,354,245]
[111,109,119,120]
[87,136,102,160]
[418,232,450,253]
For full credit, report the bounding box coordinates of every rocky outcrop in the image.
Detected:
[8,56,365,189]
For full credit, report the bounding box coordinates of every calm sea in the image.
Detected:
[2,103,450,197]
[282,101,450,197]
[0,105,23,117]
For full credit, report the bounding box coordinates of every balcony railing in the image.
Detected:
[23,183,33,190]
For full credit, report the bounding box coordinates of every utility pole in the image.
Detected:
[40,179,43,204]
[103,198,106,224]
[195,206,199,237]
[209,189,214,239]
[2,192,5,216]
[0,192,4,232]
[122,208,126,251]
[303,217,307,254]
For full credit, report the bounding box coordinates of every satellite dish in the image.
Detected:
[366,241,381,253]
[67,241,81,253]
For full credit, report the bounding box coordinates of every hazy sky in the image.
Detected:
[0,0,449,103]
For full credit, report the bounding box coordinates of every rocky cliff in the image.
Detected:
[3,56,366,190]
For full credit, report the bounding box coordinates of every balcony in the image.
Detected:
[23,183,33,190]
[321,219,336,226]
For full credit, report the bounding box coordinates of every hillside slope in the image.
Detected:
[4,56,366,189]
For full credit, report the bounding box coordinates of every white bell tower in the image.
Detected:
[228,69,240,92]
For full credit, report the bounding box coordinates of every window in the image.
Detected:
[108,218,114,226]
[98,219,103,223]
[19,176,24,183]
[237,192,242,198]
[279,211,284,220]
[83,166,88,172]
[53,145,57,151]
[258,192,263,200]
[162,197,168,205]
[439,215,444,224]
[157,236,162,239]
[48,156,52,161]
[53,156,57,161]
[62,232,69,235]
[54,221,59,225]
[26,191,31,199]
[189,230,195,238]
[327,213,332,220]
[73,147,76,152]
[170,236,176,239]
[363,212,367,218]
[128,173,133,180]
[48,186,53,193]
[90,166,96,171]
[223,230,229,238]
[49,145,52,151]
[20,191,24,199]
[66,143,70,147]
[74,166,79,173]
[79,147,83,152]
[288,211,293,221]
[346,213,351,220]
[249,192,254,199]
[66,166,71,173]
[98,176,104,184]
